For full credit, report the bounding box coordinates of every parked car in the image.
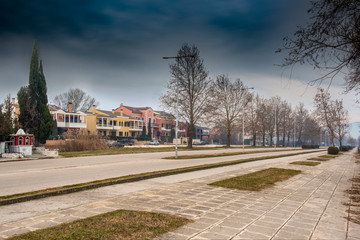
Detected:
[193,141,206,145]
[118,138,134,146]
[149,139,159,145]
[111,141,125,148]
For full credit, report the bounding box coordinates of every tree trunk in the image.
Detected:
[226,125,231,147]
[187,123,194,148]
[253,133,256,146]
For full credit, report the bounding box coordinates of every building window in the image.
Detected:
[110,120,113,125]
[19,137,23,145]
[111,131,116,136]
[113,121,117,126]
[103,131,106,136]
[25,137,30,145]
[119,132,123,137]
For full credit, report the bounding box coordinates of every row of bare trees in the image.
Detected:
[161,43,351,148]
[314,88,350,148]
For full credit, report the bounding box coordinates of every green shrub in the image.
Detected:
[328,146,339,155]
[339,145,353,152]
[302,144,319,149]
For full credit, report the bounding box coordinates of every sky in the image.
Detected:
[0,0,359,137]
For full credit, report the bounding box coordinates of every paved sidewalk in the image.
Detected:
[0,152,358,239]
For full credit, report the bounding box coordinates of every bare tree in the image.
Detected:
[209,75,250,147]
[279,0,360,93]
[347,136,356,146]
[160,43,211,148]
[333,99,350,149]
[314,88,336,146]
[247,93,262,146]
[53,88,98,112]
[295,103,308,145]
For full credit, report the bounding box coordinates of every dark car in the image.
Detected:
[111,141,125,148]
[193,141,206,145]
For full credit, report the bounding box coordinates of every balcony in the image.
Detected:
[57,122,87,129]
[129,127,142,131]
[161,127,171,132]
[97,124,121,130]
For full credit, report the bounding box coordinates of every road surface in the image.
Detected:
[0,148,324,196]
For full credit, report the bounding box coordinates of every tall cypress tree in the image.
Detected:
[18,41,53,145]
[147,118,152,139]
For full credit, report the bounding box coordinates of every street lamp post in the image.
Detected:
[163,55,194,159]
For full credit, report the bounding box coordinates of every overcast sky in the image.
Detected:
[0,0,359,135]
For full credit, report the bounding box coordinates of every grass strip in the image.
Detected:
[58,146,298,158]
[290,161,320,166]
[163,149,302,159]
[59,147,210,157]
[8,209,191,240]
[307,157,330,161]
[0,150,321,206]
[209,168,301,191]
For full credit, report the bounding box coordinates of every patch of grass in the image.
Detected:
[209,168,301,191]
[307,157,330,161]
[59,146,225,157]
[318,155,338,159]
[8,209,191,240]
[0,150,320,205]
[290,161,320,166]
[163,149,313,159]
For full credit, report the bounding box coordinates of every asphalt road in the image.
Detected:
[0,147,324,196]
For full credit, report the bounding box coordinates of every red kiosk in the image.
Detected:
[9,129,34,156]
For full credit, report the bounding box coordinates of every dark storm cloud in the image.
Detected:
[0,0,112,37]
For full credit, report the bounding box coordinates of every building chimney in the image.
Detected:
[120,110,123,116]
[68,102,72,113]
[12,98,15,104]
[92,105,96,111]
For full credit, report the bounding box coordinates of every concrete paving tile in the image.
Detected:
[311,227,347,240]
[245,224,277,236]
[232,212,259,220]
[179,209,204,216]
[211,208,236,215]
[197,231,230,239]
[285,219,315,230]
[28,220,60,229]
[191,205,213,211]
[232,229,270,240]
[220,219,248,229]
[0,225,15,234]
[205,225,240,236]
[2,227,30,238]
[280,225,313,236]
[273,230,308,240]
[52,215,81,223]
[185,222,210,231]
[159,206,183,212]
[252,219,284,229]
[348,222,360,239]
[195,217,219,225]
[172,226,201,236]
[202,212,227,220]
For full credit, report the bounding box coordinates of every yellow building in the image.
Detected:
[87,106,142,138]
